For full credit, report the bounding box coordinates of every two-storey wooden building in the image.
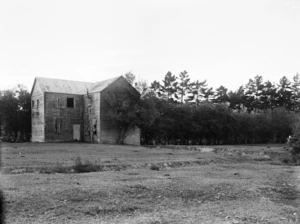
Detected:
[31,76,140,145]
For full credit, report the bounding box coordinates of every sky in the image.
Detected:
[0,0,300,92]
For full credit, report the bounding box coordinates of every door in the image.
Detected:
[73,124,81,141]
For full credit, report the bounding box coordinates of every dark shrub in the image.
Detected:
[73,157,103,173]
[291,121,300,154]
[149,164,160,171]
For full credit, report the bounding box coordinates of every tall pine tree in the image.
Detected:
[187,80,208,106]
[177,71,191,103]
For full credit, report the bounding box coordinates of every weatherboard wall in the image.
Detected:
[83,92,100,143]
[44,92,84,142]
[31,81,45,142]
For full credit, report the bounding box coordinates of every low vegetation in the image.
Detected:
[149,163,160,171]
[291,121,300,153]
[72,157,103,173]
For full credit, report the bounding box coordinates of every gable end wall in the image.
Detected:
[31,81,45,142]
[100,78,140,145]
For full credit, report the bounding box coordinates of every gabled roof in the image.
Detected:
[31,76,123,95]
[88,76,120,93]
[32,77,94,95]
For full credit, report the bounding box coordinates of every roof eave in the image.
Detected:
[30,77,37,97]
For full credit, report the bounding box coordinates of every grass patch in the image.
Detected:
[84,205,140,216]
[253,156,271,162]
[40,162,71,174]
[213,148,228,153]
[281,153,300,165]
[2,143,298,223]
[73,157,104,173]
[103,160,111,163]
[126,172,140,175]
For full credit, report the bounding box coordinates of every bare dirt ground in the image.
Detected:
[0,142,299,224]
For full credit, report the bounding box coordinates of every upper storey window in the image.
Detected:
[32,100,34,108]
[37,99,39,108]
[67,98,74,108]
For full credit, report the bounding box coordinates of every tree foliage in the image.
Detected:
[124,72,149,97]
[187,80,208,106]
[291,121,300,154]
[103,81,158,144]
[144,72,300,145]
[0,85,31,141]
[141,101,295,145]
[103,86,140,144]
[150,72,300,113]
[177,70,191,103]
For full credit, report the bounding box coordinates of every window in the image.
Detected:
[37,99,39,108]
[32,100,34,108]
[57,98,60,108]
[67,98,74,108]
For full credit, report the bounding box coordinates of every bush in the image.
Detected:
[73,157,103,173]
[282,119,300,164]
[291,121,300,154]
[149,164,160,171]
[281,153,300,165]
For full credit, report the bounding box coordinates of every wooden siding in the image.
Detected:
[83,92,100,143]
[99,78,141,145]
[44,93,84,142]
[31,81,45,142]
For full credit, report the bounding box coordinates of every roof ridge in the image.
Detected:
[35,76,95,84]
[33,76,123,95]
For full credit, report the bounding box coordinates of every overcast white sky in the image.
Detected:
[0,0,299,92]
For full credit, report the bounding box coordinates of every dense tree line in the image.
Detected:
[0,85,31,141]
[140,97,294,145]
[126,72,299,145]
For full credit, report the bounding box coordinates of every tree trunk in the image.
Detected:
[118,126,128,144]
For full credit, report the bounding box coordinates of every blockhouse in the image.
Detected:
[31,76,140,145]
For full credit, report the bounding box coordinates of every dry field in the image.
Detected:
[0,142,300,224]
